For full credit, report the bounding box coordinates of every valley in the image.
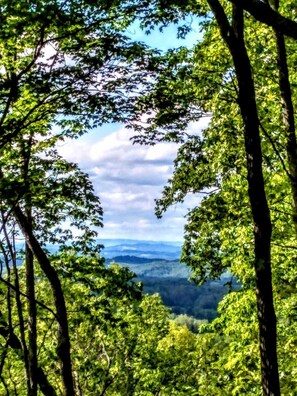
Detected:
[102,239,234,320]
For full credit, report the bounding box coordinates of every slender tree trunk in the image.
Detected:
[26,234,38,396]
[207,1,280,394]
[269,0,297,230]
[1,220,31,394]
[13,205,75,396]
[73,371,83,396]
[12,255,32,395]
[36,367,58,396]
[0,312,57,396]
[22,139,38,396]
[0,218,13,350]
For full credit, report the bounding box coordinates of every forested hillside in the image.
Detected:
[0,1,297,395]
[105,245,232,320]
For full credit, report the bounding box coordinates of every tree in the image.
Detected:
[0,1,161,394]
[207,3,279,393]
[0,250,173,395]
[134,0,297,394]
[227,0,297,39]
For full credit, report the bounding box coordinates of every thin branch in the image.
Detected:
[270,208,295,217]
[259,120,292,180]
[0,277,57,319]
[272,243,297,250]
[0,375,9,396]
[0,340,9,377]
[37,317,55,358]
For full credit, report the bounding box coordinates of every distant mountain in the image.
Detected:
[99,239,182,261]
[106,256,191,279]
[99,239,237,320]
[13,238,234,320]
[106,255,166,264]
[101,239,189,278]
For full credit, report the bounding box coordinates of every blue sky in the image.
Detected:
[126,17,202,51]
[58,20,207,242]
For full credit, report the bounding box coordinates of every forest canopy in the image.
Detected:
[0,1,297,395]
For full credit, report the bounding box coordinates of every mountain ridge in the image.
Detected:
[99,239,182,260]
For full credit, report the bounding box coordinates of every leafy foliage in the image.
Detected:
[0,0,297,394]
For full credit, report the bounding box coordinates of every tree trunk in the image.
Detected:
[22,135,39,396]
[13,205,75,396]
[269,0,297,231]
[228,0,297,40]
[36,367,58,396]
[207,1,280,394]
[26,239,38,396]
[1,219,31,394]
[0,312,57,396]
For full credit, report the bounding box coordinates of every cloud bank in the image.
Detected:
[58,120,209,242]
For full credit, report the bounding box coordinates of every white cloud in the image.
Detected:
[57,119,208,241]
[145,144,178,161]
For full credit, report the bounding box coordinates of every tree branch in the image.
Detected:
[259,121,292,180]
[0,276,57,318]
[228,0,297,39]
[0,314,57,396]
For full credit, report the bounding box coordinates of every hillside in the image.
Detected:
[102,239,234,320]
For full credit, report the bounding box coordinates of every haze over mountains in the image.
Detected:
[13,238,230,320]
[101,239,191,278]
[100,239,231,320]
[100,239,182,261]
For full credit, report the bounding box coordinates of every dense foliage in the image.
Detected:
[1,0,297,395]
[143,276,230,320]
[134,1,297,395]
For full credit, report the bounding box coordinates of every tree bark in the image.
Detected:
[269,0,297,232]
[36,367,58,396]
[22,139,38,396]
[13,205,75,396]
[1,220,31,394]
[0,313,57,396]
[228,0,297,39]
[207,1,280,394]
[26,240,38,396]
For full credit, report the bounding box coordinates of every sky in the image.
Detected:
[58,20,207,242]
